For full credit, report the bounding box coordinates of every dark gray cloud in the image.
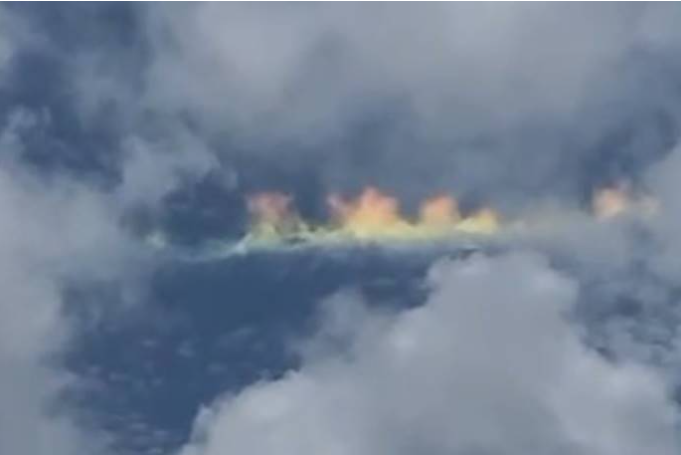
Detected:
[132,3,681,208]
[4,4,680,232]
[4,4,676,208]
[0,129,141,455]
[4,4,681,455]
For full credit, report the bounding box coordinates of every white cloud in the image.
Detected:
[179,253,680,455]
[642,143,681,283]
[144,4,639,137]
[0,113,144,455]
[577,142,681,376]
[88,3,674,208]
[0,6,37,83]
[0,8,16,75]
[116,132,218,209]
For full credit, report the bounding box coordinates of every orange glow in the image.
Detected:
[592,184,658,220]
[328,187,411,238]
[231,183,659,249]
[419,195,461,227]
[247,192,293,225]
[244,187,502,246]
[592,186,630,220]
[246,192,308,240]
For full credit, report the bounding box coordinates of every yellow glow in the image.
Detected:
[328,187,413,239]
[592,186,630,220]
[420,195,461,228]
[455,208,499,234]
[244,187,503,247]
[246,192,310,242]
[592,184,658,220]
[237,183,661,250]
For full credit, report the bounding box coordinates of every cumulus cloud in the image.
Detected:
[0,109,150,455]
[145,4,638,136]
[0,7,23,78]
[116,132,218,209]
[541,141,681,376]
[641,144,681,282]
[568,142,681,376]
[122,3,681,207]
[178,253,680,455]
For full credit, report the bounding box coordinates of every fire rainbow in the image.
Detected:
[146,184,658,260]
[243,187,500,249]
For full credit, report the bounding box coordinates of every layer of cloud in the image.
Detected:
[3,4,679,213]
[116,131,218,210]
[145,4,639,138]
[0,7,32,84]
[179,253,680,455]
[0,108,158,455]
[127,3,681,207]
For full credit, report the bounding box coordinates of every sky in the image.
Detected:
[4,3,681,455]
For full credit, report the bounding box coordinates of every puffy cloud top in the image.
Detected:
[180,254,680,455]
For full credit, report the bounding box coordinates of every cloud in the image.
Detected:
[5,4,681,209]
[120,3,681,207]
[571,141,681,376]
[178,253,680,455]
[4,5,681,454]
[642,143,681,282]
[0,110,148,455]
[0,7,23,73]
[0,14,14,75]
[116,131,218,209]
[542,141,681,377]
[145,4,636,135]
[0,7,36,88]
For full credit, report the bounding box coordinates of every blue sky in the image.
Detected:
[3,3,681,455]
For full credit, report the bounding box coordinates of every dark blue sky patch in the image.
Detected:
[61,248,446,454]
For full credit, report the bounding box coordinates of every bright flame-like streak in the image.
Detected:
[246,192,310,241]
[245,187,500,249]
[592,184,659,220]
[143,183,661,259]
